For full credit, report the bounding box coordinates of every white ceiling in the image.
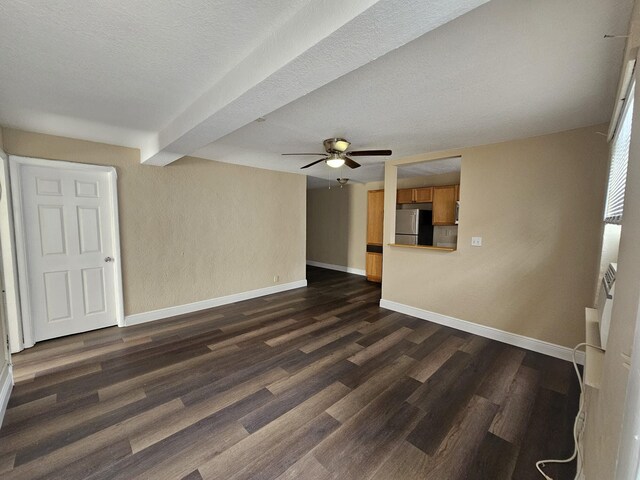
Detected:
[305,156,461,189]
[0,0,310,146]
[0,0,488,163]
[0,0,488,165]
[0,0,632,185]
[194,0,632,186]
[397,157,461,178]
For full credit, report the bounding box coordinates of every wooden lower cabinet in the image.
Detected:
[366,252,383,283]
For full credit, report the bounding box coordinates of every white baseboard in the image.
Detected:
[124,280,308,327]
[380,299,585,365]
[306,260,366,277]
[0,365,13,429]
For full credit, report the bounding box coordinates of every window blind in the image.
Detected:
[605,85,634,224]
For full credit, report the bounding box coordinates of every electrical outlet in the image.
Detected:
[273,275,279,283]
[471,236,482,247]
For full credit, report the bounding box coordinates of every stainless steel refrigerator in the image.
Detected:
[395,209,434,246]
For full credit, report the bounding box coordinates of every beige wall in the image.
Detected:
[0,255,10,371]
[396,171,461,189]
[584,69,640,479]
[0,130,24,352]
[307,126,607,350]
[0,262,11,427]
[365,171,461,192]
[382,124,609,348]
[307,183,367,271]
[0,127,11,414]
[2,128,307,316]
[306,171,462,271]
[583,4,640,476]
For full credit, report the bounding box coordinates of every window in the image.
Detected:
[605,82,634,224]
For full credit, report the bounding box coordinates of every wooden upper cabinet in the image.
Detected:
[414,187,433,203]
[455,184,460,201]
[367,190,384,245]
[432,185,457,225]
[397,187,433,204]
[396,188,414,204]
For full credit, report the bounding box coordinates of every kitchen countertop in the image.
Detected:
[388,243,456,252]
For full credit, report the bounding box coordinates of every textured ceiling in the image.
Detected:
[194,0,632,185]
[0,0,632,184]
[0,0,309,143]
[0,0,487,160]
[305,156,461,189]
[398,157,461,178]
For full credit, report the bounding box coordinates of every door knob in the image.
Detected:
[105,256,114,262]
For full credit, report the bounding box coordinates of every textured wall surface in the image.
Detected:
[0,126,11,376]
[584,79,640,478]
[306,171,462,271]
[2,128,306,315]
[306,184,367,270]
[0,129,24,351]
[382,125,609,348]
[395,171,461,189]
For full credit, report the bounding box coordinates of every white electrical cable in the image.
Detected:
[535,342,604,480]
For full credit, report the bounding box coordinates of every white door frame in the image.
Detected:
[9,155,125,347]
[0,151,23,353]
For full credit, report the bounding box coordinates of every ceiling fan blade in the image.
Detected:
[301,158,328,169]
[282,153,326,156]
[346,149,392,156]
[343,156,361,169]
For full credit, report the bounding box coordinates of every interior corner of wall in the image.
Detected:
[139,133,161,164]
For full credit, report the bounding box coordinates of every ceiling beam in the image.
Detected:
[141,0,489,166]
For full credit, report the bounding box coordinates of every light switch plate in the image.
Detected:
[471,236,482,247]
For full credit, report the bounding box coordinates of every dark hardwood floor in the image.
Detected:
[1,266,579,479]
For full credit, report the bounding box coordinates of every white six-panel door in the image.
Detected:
[11,157,122,343]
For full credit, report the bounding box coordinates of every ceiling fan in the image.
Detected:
[282,138,392,169]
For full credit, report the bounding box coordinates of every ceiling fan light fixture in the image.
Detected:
[326,154,345,168]
[324,138,351,153]
[337,178,349,185]
[285,137,389,170]
[333,139,350,152]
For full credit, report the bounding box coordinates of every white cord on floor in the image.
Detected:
[535,342,604,480]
